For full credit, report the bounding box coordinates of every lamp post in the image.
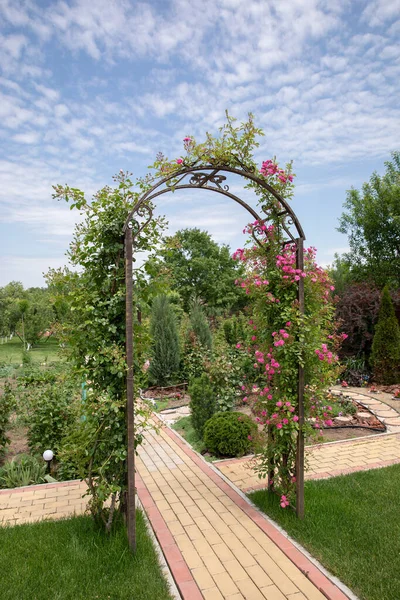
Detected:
[42,449,54,473]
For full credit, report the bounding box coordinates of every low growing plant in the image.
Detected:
[0,454,46,489]
[203,411,257,457]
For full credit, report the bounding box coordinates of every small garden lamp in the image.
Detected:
[43,449,54,473]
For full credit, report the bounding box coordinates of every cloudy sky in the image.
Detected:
[0,0,399,287]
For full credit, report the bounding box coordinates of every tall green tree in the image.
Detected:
[188,301,212,350]
[150,228,245,312]
[371,286,400,383]
[148,294,180,386]
[338,152,400,287]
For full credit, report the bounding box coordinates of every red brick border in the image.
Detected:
[158,420,350,600]
[136,471,203,600]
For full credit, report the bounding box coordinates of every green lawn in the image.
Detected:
[0,512,173,600]
[250,464,400,600]
[0,337,62,368]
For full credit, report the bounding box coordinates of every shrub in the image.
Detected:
[203,411,257,457]
[371,286,400,384]
[26,380,80,455]
[189,303,212,350]
[0,382,15,456]
[0,454,46,488]
[189,374,217,438]
[335,283,400,360]
[148,295,180,386]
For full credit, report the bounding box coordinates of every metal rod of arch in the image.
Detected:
[123,164,306,544]
[123,164,305,240]
[125,225,136,552]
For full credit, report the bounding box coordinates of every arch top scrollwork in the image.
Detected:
[123,164,305,246]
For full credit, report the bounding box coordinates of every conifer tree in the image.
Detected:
[189,302,212,350]
[371,286,400,384]
[149,294,180,386]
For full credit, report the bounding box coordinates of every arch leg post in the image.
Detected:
[125,226,136,551]
[296,238,305,519]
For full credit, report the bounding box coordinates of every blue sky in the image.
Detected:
[0,0,399,287]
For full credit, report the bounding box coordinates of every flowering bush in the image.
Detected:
[232,222,342,507]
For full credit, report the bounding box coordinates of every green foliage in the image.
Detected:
[0,454,46,488]
[0,381,15,456]
[205,336,247,411]
[148,294,180,386]
[188,374,217,438]
[203,411,257,457]
[371,286,400,383]
[25,380,80,455]
[338,152,400,287]
[189,302,212,350]
[0,282,55,346]
[149,228,245,312]
[222,314,247,346]
[172,416,207,456]
[48,171,166,528]
[182,335,209,382]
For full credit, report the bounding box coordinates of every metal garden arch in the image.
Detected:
[123,165,306,551]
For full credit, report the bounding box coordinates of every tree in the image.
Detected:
[371,286,400,383]
[150,228,245,312]
[338,152,400,287]
[148,294,180,386]
[188,301,212,350]
[189,373,216,438]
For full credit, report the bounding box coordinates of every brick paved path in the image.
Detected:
[216,389,400,493]
[1,422,351,600]
[217,432,400,493]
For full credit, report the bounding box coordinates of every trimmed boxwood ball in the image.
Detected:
[203,411,257,457]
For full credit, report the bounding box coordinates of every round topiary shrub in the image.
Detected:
[203,411,257,457]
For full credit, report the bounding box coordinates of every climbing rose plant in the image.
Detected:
[233,223,344,508]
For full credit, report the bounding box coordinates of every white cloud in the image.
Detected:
[12,131,40,144]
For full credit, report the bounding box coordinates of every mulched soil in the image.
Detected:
[142,384,191,409]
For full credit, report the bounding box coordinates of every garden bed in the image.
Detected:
[142,384,190,411]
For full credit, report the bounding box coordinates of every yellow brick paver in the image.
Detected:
[0,418,353,599]
[216,432,400,493]
[135,426,329,600]
[0,482,88,526]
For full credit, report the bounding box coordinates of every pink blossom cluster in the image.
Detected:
[242,221,276,238]
[276,245,306,283]
[314,343,338,364]
[272,325,291,347]
[280,494,290,508]
[310,402,334,427]
[183,136,194,152]
[265,400,299,429]
[259,159,294,184]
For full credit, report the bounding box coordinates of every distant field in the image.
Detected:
[0,336,62,365]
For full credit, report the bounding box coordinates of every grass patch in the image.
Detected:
[0,337,62,367]
[0,511,173,600]
[154,398,169,412]
[172,416,208,455]
[250,464,400,600]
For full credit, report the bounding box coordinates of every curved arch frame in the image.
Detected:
[124,165,306,551]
